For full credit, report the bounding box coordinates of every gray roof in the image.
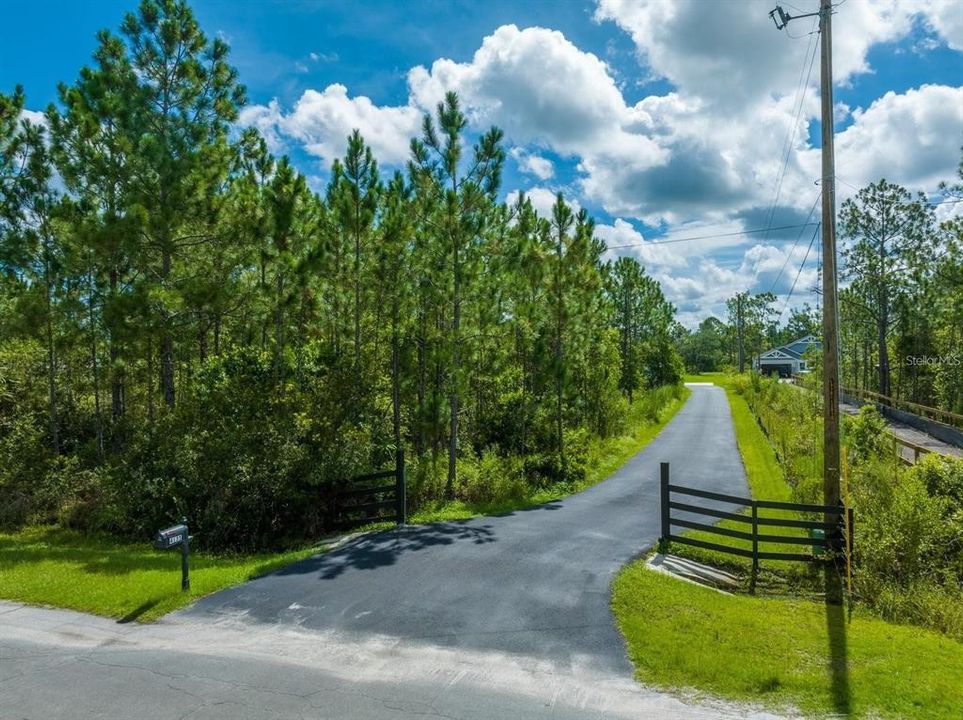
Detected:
[760,349,801,362]
[759,335,820,362]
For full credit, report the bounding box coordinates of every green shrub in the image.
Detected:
[846,406,890,465]
[455,448,527,505]
[861,577,963,640]
[639,334,684,389]
[0,339,54,526]
[852,470,949,584]
[103,347,379,551]
[909,453,963,512]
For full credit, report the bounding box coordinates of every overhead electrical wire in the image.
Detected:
[602,221,819,250]
[603,30,821,259]
[779,221,821,320]
[758,17,819,243]
[745,14,820,290]
[766,190,821,294]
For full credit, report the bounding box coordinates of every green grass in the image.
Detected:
[613,561,963,719]
[410,385,692,524]
[0,526,323,622]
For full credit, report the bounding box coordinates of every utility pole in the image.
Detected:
[818,0,841,519]
[769,1,841,521]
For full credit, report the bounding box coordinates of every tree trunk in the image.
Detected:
[147,338,156,427]
[108,269,125,444]
[554,232,565,475]
[392,300,402,452]
[88,272,104,455]
[737,295,745,374]
[160,246,175,408]
[275,272,285,382]
[447,231,460,501]
[416,318,426,457]
[44,262,60,456]
[878,301,890,399]
[354,223,361,376]
[198,311,208,363]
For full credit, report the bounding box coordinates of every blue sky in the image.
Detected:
[3,0,962,326]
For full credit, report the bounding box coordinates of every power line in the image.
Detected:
[763,20,819,237]
[767,191,821,294]
[603,222,819,251]
[779,221,820,320]
[746,14,819,289]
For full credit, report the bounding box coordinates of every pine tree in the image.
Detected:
[840,180,936,397]
[411,92,504,499]
[115,0,246,407]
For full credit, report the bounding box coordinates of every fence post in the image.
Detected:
[395,447,407,526]
[660,462,670,547]
[751,501,759,576]
[846,506,854,564]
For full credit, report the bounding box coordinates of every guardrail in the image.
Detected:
[841,386,963,430]
[659,462,852,572]
[332,449,407,528]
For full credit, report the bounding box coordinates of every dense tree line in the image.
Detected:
[0,0,680,549]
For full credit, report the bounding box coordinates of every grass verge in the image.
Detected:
[613,562,963,719]
[0,526,322,622]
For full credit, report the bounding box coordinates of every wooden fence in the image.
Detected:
[659,462,852,572]
[332,449,407,528]
[891,434,931,466]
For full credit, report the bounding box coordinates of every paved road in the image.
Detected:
[0,385,781,720]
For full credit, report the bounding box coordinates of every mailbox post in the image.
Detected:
[153,518,191,591]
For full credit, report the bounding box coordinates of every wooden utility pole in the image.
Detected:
[818,0,841,517]
[770,0,841,519]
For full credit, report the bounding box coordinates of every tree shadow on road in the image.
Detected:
[490,499,563,517]
[276,522,498,580]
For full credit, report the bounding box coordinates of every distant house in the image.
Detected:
[756,335,820,377]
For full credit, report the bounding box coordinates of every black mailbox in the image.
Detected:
[152,519,191,591]
[153,524,188,551]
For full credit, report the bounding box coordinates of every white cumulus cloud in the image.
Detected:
[510,147,555,180]
[239,85,421,167]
